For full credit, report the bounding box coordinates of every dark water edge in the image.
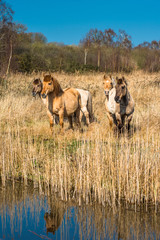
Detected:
[0,181,160,240]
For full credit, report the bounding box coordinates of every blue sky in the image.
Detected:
[7,0,160,46]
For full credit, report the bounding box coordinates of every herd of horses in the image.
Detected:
[32,74,134,132]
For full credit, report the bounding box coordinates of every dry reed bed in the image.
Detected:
[0,71,160,210]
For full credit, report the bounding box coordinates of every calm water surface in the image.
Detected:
[0,181,160,240]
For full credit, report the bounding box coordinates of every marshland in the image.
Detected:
[1,1,160,237]
[0,71,160,211]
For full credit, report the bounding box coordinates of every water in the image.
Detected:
[0,181,160,240]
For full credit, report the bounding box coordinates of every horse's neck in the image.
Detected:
[107,88,116,114]
[121,88,130,106]
[108,88,116,102]
[121,89,134,115]
[41,96,47,105]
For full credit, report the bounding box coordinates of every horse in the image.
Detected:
[41,74,81,131]
[32,78,59,124]
[44,198,66,235]
[44,205,66,235]
[114,76,134,130]
[64,87,93,125]
[32,78,93,125]
[103,74,117,127]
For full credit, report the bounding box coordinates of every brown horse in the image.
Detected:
[44,205,66,235]
[32,78,59,124]
[114,76,134,130]
[41,74,81,131]
[44,196,67,235]
[32,78,93,125]
[103,74,117,127]
[32,78,43,98]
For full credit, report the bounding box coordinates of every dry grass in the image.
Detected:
[0,71,160,210]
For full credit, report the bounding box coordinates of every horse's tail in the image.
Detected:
[78,92,82,110]
[87,92,93,122]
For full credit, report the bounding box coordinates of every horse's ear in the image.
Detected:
[122,76,128,85]
[103,74,107,79]
[116,76,123,84]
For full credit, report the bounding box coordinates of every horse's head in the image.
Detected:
[41,75,54,98]
[103,74,115,97]
[114,76,127,103]
[44,212,57,235]
[32,78,42,97]
[41,74,63,98]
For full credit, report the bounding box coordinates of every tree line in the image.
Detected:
[0,0,160,76]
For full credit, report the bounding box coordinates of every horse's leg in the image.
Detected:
[126,114,133,131]
[81,106,89,126]
[67,116,73,129]
[47,110,54,132]
[105,100,113,128]
[59,110,64,132]
[115,112,123,130]
[106,112,114,128]
[75,108,81,129]
[54,115,59,125]
[79,109,83,123]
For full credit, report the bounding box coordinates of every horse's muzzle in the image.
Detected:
[115,96,120,103]
[32,92,36,97]
[42,93,47,98]
[104,90,109,97]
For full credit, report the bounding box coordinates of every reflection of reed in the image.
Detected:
[0,182,160,240]
[0,181,49,237]
[46,194,160,240]
[74,204,160,240]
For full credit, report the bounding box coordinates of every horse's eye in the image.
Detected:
[48,82,52,85]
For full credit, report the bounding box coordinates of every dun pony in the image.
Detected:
[32,78,59,124]
[41,75,81,131]
[32,78,93,125]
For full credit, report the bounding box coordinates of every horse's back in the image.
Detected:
[76,88,89,107]
[63,88,81,115]
[126,92,135,116]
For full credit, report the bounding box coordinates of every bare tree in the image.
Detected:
[117,29,132,49]
[87,28,103,69]
[151,40,159,50]
[80,34,91,65]
[103,28,117,47]
[0,0,14,76]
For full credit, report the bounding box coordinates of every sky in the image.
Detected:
[6,0,160,47]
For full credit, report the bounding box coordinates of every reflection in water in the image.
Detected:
[0,181,160,240]
[44,197,66,235]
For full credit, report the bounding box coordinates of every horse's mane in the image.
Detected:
[116,76,128,86]
[33,78,41,85]
[44,75,63,95]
